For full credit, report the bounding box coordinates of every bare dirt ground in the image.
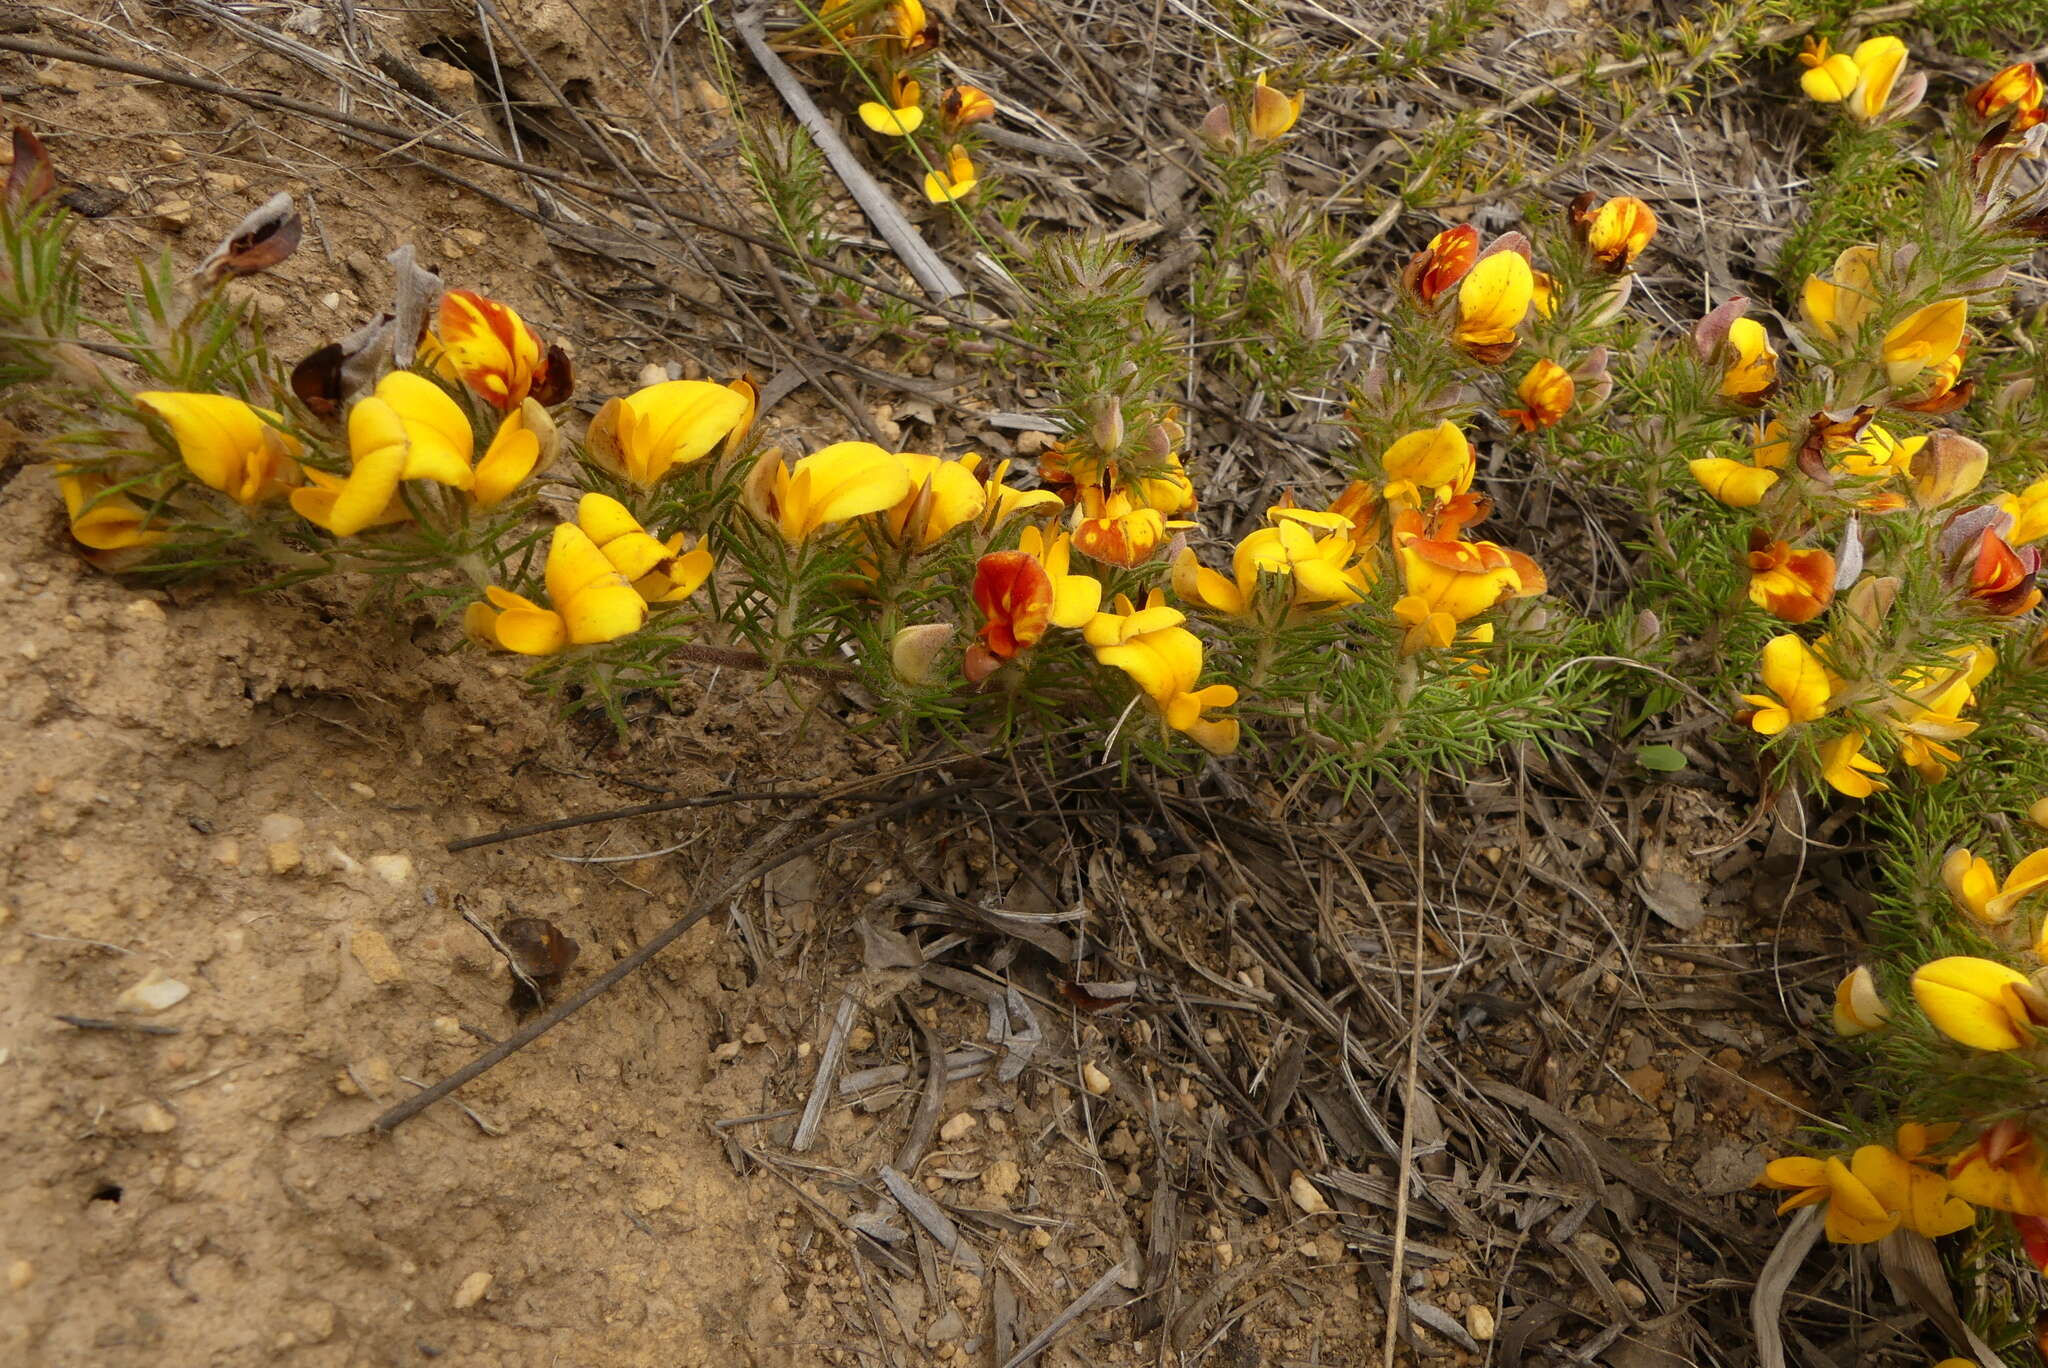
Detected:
[0,1,1893,1364]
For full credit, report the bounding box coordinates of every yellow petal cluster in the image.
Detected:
[1739,634,1833,735]
[587,379,752,488]
[137,391,302,505]
[746,441,913,543]
[464,522,647,656]
[1942,847,2048,926]
[1912,956,2048,1051]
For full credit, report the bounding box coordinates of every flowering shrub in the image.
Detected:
[7,17,2048,1347]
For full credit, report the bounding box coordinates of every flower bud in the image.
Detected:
[2028,796,2048,832]
[1087,395,1124,460]
[890,624,954,685]
[1912,956,2048,1051]
[1832,966,1889,1036]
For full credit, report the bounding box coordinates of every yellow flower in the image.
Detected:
[575,494,712,603]
[1943,846,2048,926]
[1501,359,1574,431]
[290,373,474,536]
[1088,612,1240,755]
[1801,245,1882,342]
[1798,38,1860,103]
[472,399,557,511]
[1017,524,1103,627]
[135,392,302,505]
[859,75,924,136]
[1845,36,1910,123]
[1689,419,1790,508]
[1174,519,1370,617]
[1453,251,1533,361]
[1833,966,1890,1035]
[1083,588,1187,647]
[1717,319,1778,402]
[882,452,986,547]
[1819,730,1887,798]
[1882,298,1968,388]
[1995,477,2048,546]
[1759,1140,1971,1243]
[587,379,752,488]
[1380,421,1474,508]
[2031,797,2048,832]
[1913,956,2048,1050]
[1581,195,1657,272]
[1886,650,1984,782]
[745,441,912,543]
[924,145,978,203]
[56,467,168,552]
[463,522,647,656]
[971,456,1064,526]
[1248,72,1304,141]
[1739,634,1833,735]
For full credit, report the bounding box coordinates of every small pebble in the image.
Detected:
[258,813,305,843]
[366,854,413,886]
[125,1102,177,1134]
[938,1112,977,1143]
[349,927,405,985]
[1028,1227,1052,1249]
[266,840,302,875]
[115,970,190,1014]
[846,1026,874,1051]
[210,837,240,868]
[741,1023,768,1045]
[7,1260,32,1291]
[451,1271,492,1309]
[1080,1062,1111,1096]
[1288,1171,1330,1216]
[124,598,166,622]
[348,781,376,799]
[319,291,342,310]
[981,1159,1021,1200]
[430,1016,464,1041]
[1466,1303,1496,1341]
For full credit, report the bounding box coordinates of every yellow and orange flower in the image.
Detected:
[1380,421,1475,509]
[435,289,571,411]
[745,441,912,543]
[1970,62,2045,128]
[940,85,997,130]
[970,550,1054,671]
[1963,526,2044,617]
[1391,501,1543,654]
[1577,195,1657,272]
[1746,533,1835,623]
[1501,359,1574,431]
[1071,485,1191,567]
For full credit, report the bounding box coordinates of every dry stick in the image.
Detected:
[998,1261,1129,1368]
[447,788,817,852]
[0,35,1037,355]
[1380,788,1428,1368]
[732,7,966,303]
[374,780,975,1132]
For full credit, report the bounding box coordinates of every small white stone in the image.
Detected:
[1288,1171,1330,1215]
[115,970,190,1014]
[320,291,343,310]
[1465,1303,1496,1341]
[452,1270,493,1309]
[938,1112,977,1143]
[258,813,305,843]
[1080,1062,1111,1096]
[127,1101,177,1133]
[366,854,413,886]
[348,781,377,799]
[430,1016,464,1041]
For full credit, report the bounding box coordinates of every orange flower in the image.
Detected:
[973,551,1053,660]
[1071,486,1190,567]
[1970,62,2045,128]
[1391,502,1544,654]
[1501,359,1574,431]
[435,289,571,411]
[1966,527,2044,616]
[1746,533,1836,623]
[1401,224,1477,308]
[1949,1120,2048,1216]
